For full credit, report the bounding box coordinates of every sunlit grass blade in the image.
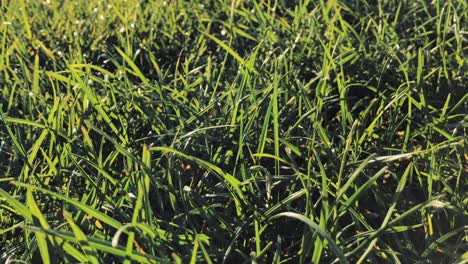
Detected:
[26,189,51,264]
[68,67,124,142]
[22,226,164,263]
[115,46,149,84]
[63,210,100,264]
[201,31,258,74]
[14,182,123,230]
[0,187,32,222]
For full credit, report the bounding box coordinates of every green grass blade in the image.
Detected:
[339,166,388,213]
[22,226,163,263]
[201,31,258,74]
[26,189,51,264]
[63,210,101,264]
[14,182,123,230]
[270,212,348,264]
[114,46,149,84]
[0,188,32,222]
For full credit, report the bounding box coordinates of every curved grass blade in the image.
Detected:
[270,212,348,264]
[151,147,243,197]
[150,147,244,215]
[421,225,468,258]
[0,189,88,263]
[14,182,123,230]
[22,226,165,263]
[338,166,388,213]
[114,46,149,84]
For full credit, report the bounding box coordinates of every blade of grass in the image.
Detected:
[22,226,163,263]
[63,210,100,264]
[150,147,244,215]
[270,212,348,264]
[14,182,123,230]
[114,46,149,85]
[69,67,125,143]
[26,189,51,264]
[356,162,412,263]
[201,31,258,74]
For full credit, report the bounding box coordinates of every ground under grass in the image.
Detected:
[0,0,467,263]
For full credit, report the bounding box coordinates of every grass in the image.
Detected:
[0,0,467,263]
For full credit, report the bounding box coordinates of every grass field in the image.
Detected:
[0,0,467,263]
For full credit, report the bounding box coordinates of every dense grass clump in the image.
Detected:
[1,0,467,263]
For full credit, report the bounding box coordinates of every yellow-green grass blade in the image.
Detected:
[0,188,32,222]
[14,182,123,230]
[63,210,100,264]
[0,188,88,263]
[115,46,149,85]
[68,67,124,143]
[27,189,51,264]
[201,31,258,74]
[22,226,163,263]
